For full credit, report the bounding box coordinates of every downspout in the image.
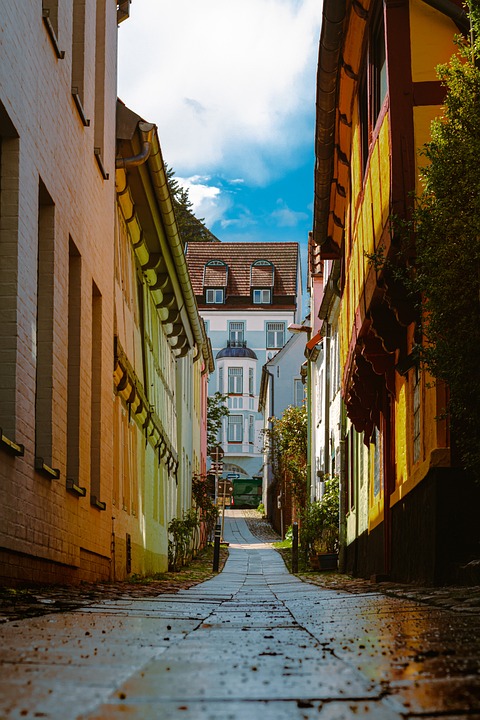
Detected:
[115,122,154,168]
[266,368,275,523]
[324,325,331,477]
[306,359,312,501]
[338,403,347,573]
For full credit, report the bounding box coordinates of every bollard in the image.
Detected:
[212,522,221,572]
[292,521,298,574]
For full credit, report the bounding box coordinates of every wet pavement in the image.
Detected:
[1,511,480,719]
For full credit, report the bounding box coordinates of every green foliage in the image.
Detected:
[256,502,265,516]
[300,475,339,555]
[166,165,220,245]
[413,9,480,480]
[264,405,308,511]
[192,472,219,538]
[168,509,199,571]
[206,392,229,453]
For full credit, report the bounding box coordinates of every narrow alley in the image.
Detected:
[1,510,480,719]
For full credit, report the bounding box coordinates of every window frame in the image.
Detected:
[358,5,387,177]
[205,287,225,304]
[228,367,243,395]
[266,321,285,349]
[253,288,271,305]
[229,321,245,344]
[227,414,243,443]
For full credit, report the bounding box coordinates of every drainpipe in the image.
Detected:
[306,360,312,501]
[115,122,154,168]
[338,404,347,573]
[265,368,275,523]
[324,324,331,478]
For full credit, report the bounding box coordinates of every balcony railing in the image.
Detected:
[227,340,246,348]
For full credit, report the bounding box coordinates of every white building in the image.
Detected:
[258,330,306,527]
[185,242,302,499]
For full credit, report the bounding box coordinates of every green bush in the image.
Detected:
[300,475,339,554]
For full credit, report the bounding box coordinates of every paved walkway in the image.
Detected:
[1,511,480,719]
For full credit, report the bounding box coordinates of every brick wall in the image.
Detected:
[0,3,116,584]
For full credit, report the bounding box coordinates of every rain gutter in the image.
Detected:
[313,0,346,248]
[145,131,207,359]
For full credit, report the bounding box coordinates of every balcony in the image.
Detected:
[227,340,246,348]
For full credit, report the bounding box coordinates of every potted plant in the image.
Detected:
[301,474,339,570]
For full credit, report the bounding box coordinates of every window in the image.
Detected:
[249,415,255,444]
[251,259,274,285]
[218,366,224,393]
[42,1,64,59]
[294,379,304,407]
[413,366,421,463]
[67,239,82,486]
[90,282,103,508]
[0,116,20,441]
[94,0,108,179]
[358,6,387,176]
[266,322,285,348]
[253,288,271,304]
[346,427,361,511]
[372,11,387,126]
[229,322,244,344]
[372,426,383,498]
[249,367,254,395]
[206,288,224,304]
[71,0,89,126]
[204,260,228,300]
[228,367,243,394]
[35,180,56,472]
[228,415,243,443]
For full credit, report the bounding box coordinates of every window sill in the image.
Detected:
[42,9,65,59]
[66,478,86,497]
[91,495,107,511]
[72,89,90,127]
[0,429,24,457]
[35,457,60,480]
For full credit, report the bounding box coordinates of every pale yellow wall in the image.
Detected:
[410,0,460,82]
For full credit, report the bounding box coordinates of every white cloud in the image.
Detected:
[271,200,309,227]
[176,176,233,228]
[118,0,322,184]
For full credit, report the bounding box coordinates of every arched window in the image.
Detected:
[203,260,228,304]
[251,259,274,304]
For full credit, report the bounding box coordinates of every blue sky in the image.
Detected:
[117,0,323,308]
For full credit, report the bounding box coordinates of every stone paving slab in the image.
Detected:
[2,510,480,719]
[82,699,402,720]
[109,655,378,703]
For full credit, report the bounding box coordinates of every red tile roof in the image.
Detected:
[185,242,300,302]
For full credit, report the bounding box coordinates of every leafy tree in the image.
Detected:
[206,392,229,454]
[414,6,480,480]
[264,405,308,511]
[166,165,220,245]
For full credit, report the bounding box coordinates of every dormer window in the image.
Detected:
[253,288,271,304]
[251,259,274,304]
[204,260,228,304]
[206,288,225,304]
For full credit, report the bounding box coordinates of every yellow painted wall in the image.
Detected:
[410,0,461,82]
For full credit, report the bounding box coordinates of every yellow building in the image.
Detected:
[313,0,480,583]
[113,102,213,579]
